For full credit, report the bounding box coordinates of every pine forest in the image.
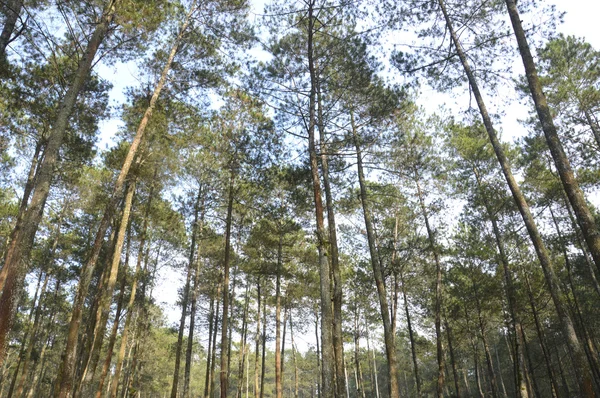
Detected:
[1,0,600,397]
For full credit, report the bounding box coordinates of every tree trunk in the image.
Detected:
[105,177,156,398]
[523,272,560,398]
[275,234,283,398]
[254,280,261,398]
[235,283,250,398]
[306,3,335,397]
[204,295,215,398]
[93,266,126,398]
[210,283,221,398]
[472,165,528,398]
[316,74,346,398]
[0,0,120,366]
[183,186,206,398]
[260,297,267,398]
[351,112,400,397]
[54,5,196,395]
[290,311,299,398]
[437,0,594,395]
[444,313,461,398]
[400,268,421,398]
[220,169,235,398]
[470,276,498,398]
[353,306,366,398]
[0,0,24,61]
[414,176,445,398]
[80,180,136,393]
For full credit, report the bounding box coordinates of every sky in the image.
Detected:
[94,0,600,351]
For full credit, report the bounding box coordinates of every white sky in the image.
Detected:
[95,0,600,352]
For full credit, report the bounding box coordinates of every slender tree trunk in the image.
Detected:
[496,347,508,398]
[260,298,267,398]
[415,175,445,398]
[204,295,215,398]
[210,284,221,398]
[184,187,206,398]
[54,6,196,395]
[522,272,560,397]
[400,268,421,398]
[275,233,283,398]
[0,0,23,61]
[444,312,461,398]
[13,206,64,398]
[104,177,155,398]
[351,112,400,397]
[94,269,126,398]
[473,283,498,398]
[0,0,120,366]
[505,0,600,278]
[316,76,346,398]
[236,283,250,398]
[472,166,528,398]
[290,311,299,398]
[220,170,236,398]
[437,1,594,395]
[254,280,261,398]
[80,180,136,394]
[522,330,542,398]
[353,306,366,398]
[306,3,334,397]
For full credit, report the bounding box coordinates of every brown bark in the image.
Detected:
[54,5,196,395]
[0,0,119,366]
[351,113,400,397]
